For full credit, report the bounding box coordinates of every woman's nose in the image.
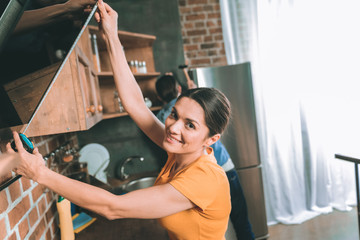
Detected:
[168,120,182,134]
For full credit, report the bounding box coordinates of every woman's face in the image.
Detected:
[163,97,212,155]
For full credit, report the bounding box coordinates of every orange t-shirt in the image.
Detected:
[155,148,231,240]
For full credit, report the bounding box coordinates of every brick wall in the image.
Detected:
[0,133,78,240]
[178,0,227,68]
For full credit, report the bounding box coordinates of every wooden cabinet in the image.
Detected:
[87,25,162,119]
[5,25,161,137]
[22,48,103,137]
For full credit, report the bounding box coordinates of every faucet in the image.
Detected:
[119,156,144,180]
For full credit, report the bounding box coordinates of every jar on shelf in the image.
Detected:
[142,61,147,73]
[114,91,124,112]
[134,60,139,73]
[90,33,101,72]
[129,60,135,73]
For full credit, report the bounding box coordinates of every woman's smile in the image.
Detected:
[166,132,183,144]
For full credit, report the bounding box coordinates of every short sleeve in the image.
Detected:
[169,160,225,211]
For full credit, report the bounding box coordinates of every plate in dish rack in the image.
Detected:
[79,143,110,183]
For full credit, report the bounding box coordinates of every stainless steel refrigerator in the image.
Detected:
[192,62,268,240]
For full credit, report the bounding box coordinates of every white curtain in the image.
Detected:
[220,0,360,225]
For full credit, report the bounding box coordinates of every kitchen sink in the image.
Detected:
[125,176,156,192]
[111,176,157,195]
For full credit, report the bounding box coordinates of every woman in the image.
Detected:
[6,1,232,239]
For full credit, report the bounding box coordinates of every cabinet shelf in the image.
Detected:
[88,25,156,50]
[103,106,162,120]
[97,71,160,80]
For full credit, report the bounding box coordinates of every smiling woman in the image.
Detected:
[5,1,233,239]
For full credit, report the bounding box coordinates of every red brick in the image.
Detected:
[32,184,45,202]
[184,22,194,29]
[8,232,17,240]
[187,29,206,36]
[0,190,9,213]
[18,217,29,239]
[28,217,46,240]
[188,0,207,4]
[219,49,226,55]
[204,36,213,42]
[208,12,221,19]
[179,0,186,6]
[186,52,197,59]
[28,207,39,227]
[21,178,32,191]
[200,42,218,49]
[192,58,211,65]
[50,219,59,239]
[46,191,55,206]
[214,34,223,41]
[192,6,203,12]
[184,44,199,51]
[8,195,30,229]
[9,180,22,202]
[207,20,217,27]
[45,202,57,224]
[37,197,47,217]
[183,38,191,44]
[180,7,192,14]
[203,5,214,11]
[209,27,223,34]
[191,37,203,43]
[212,56,227,65]
[197,51,208,57]
[195,22,205,28]
[45,228,52,240]
[186,13,206,21]
[0,172,12,186]
[207,50,218,56]
[0,217,7,240]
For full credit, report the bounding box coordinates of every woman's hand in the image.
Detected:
[5,132,46,181]
[94,0,119,39]
[63,0,97,20]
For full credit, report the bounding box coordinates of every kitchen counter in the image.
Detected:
[75,212,168,240]
[75,174,168,239]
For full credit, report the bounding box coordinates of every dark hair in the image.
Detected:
[155,75,178,103]
[178,88,231,136]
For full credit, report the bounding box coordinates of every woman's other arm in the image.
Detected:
[14,0,96,35]
[95,0,165,147]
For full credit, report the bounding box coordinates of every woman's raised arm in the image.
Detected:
[95,0,165,147]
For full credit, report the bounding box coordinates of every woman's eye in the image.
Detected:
[169,111,177,119]
[186,122,195,129]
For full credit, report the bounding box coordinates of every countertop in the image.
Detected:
[75,174,168,240]
[75,213,168,240]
